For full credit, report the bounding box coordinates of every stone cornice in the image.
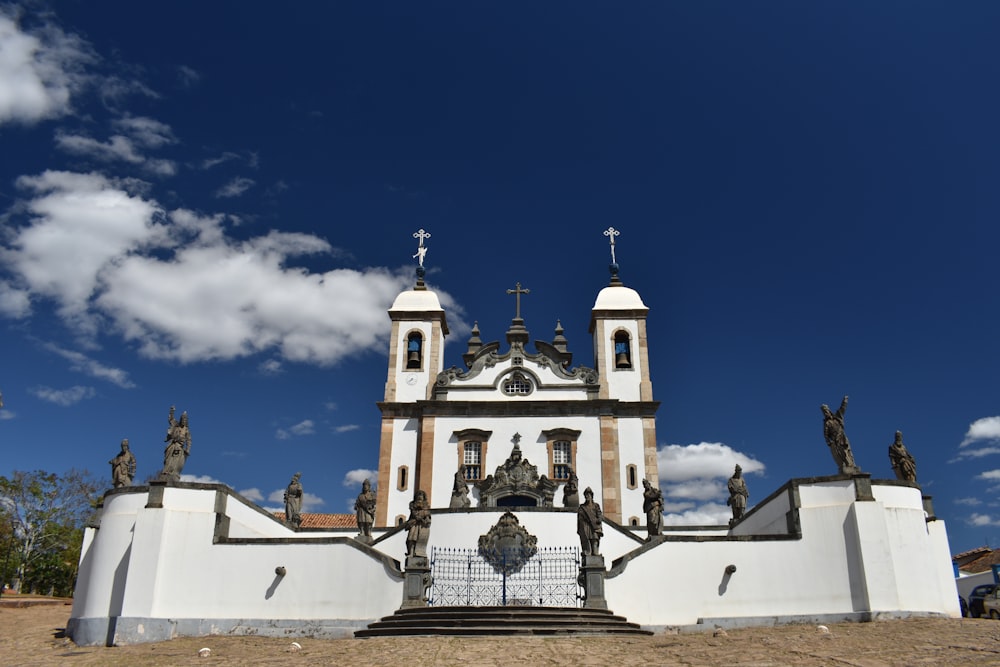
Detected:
[377,399,661,419]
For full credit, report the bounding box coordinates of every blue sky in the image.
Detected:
[1,3,998,554]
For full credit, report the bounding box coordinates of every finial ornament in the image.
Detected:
[603,227,620,264]
[506,281,530,320]
[412,229,431,268]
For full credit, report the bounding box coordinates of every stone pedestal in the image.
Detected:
[400,556,432,609]
[355,534,374,546]
[580,554,608,610]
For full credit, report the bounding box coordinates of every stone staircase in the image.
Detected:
[355,605,652,637]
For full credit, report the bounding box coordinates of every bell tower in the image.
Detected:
[588,228,658,519]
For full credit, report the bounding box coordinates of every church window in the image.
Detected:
[405,332,423,370]
[552,441,572,481]
[502,372,533,396]
[544,429,580,482]
[396,515,406,527]
[629,517,639,527]
[455,429,491,482]
[464,442,482,480]
[626,464,638,490]
[614,331,632,369]
[397,465,409,491]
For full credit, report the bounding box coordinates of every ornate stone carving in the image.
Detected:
[477,511,538,574]
[476,444,557,507]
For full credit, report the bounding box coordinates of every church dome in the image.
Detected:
[390,288,443,312]
[592,284,647,310]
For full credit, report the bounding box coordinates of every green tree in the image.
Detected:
[0,470,101,596]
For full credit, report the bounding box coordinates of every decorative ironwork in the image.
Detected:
[429,546,581,607]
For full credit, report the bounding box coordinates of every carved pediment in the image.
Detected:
[435,340,598,390]
[476,444,557,508]
[477,511,538,574]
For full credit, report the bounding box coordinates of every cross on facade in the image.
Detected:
[506,282,530,320]
[603,226,620,264]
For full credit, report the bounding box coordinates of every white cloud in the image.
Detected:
[976,470,1000,482]
[1,171,452,366]
[0,10,94,125]
[275,429,290,440]
[658,442,766,482]
[961,417,1000,447]
[215,177,255,198]
[343,469,377,488]
[43,343,136,388]
[653,442,766,526]
[30,385,95,406]
[266,488,325,512]
[239,487,264,502]
[953,446,1000,460]
[200,152,240,170]
[955,497,983,506]
[180,474,223,484]
[335,424,361,433]
[968,513,1000,527]
[289,419,314,436]
[176,65,200,88]
[0,281,31,317]
[258,359,283,375]
[663,502,732,527]
[54,126,177,177]
[0,409,17,420]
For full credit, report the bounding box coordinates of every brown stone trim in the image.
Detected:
[374,417,395,527]
[600,414,622,522]
[402,328,425,372]
[636,319,653,401]
[397,465,409,492]
[377,399,660,419]
[642,415,659,485]
[589,308,649,331]
[387,309,449,335]
[426,321,445,399]
[592,319,609,400]
[625,463,638,490]
[543,428,580,481]
[416,417,435,497]
[385,323,401,402]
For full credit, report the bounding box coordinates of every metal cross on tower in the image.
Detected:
[603,226,620,265]
[412,228,431,267]
[506,282,530,320]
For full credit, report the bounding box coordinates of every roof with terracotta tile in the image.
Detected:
[955,548,1000,574]
[273,513,357,529]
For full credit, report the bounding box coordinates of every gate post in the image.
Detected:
[401,555,432,609]
[580,555,608,610]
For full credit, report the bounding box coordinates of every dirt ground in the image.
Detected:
[5,602,1000,667]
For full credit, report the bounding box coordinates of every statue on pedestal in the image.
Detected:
[284,472,303,529]
[727,464,749,525]
[405,490,431,558]
[109,438,136,488]
[449,465,471,509]
[821,395,860,474]
[888,431,917,482]
[562,468,580,508]
[641,479,663,538]
[354,478,376,538]
[577,487,603,556]
[159,406,191,481]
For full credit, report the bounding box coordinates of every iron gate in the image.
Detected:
[429,546,581,607]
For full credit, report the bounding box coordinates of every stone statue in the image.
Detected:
[109,438,136,488]
[821,395,860,474]
[159,406,191,481]
[284,472,303,529]
[888,431,917,482]
[577,487,603,556]
[449,465,471,509]
[404,490,432,558]
[354,478,377,537]
[562,468,580,507]
[727,464,749,525]
[641,479,664,538]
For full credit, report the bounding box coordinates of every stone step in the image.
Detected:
[356,606,653,637]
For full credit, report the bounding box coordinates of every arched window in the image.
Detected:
[626,464,638,490]
[614,331,632,369]
[397,465,409,491]
[502,372,533,396]
[406,332,423,370]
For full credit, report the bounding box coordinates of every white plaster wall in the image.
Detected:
[429,416,602,508]
[616,417,647,521]
[731,487,792,535]
[598,319,641,402]
[394,322,436,403]
[386,418,419,521]
[797,480,856,507]
[224,493,340,538]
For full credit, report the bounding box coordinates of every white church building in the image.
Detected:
[67,235,959,645]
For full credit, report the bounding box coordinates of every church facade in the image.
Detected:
[375,267,658,527]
